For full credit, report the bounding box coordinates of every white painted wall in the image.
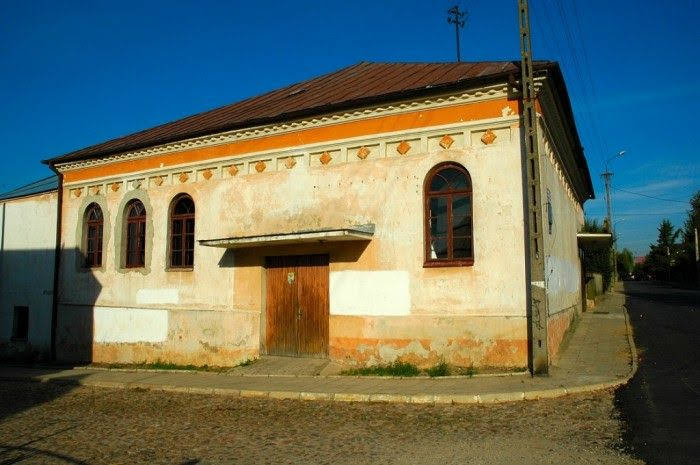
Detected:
[330,270,410,316]
[0,192,58,356]
[538,123,584,316]
[94,307,168,343]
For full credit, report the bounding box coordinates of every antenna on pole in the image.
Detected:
[447,5,466,62]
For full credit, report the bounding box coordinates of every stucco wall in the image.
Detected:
[56,99,530,368]
[538,121,585,359]
[0,192,58,359]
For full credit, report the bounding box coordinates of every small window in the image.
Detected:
[169,195,195,268]
[125,199,146,268]
[84,203,103,267]
[424,162,473,267]
[12,306,28,341]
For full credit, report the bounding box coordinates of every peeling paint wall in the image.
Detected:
[56,96,532,368]
[538,120,585,359]
[0,192,57,358]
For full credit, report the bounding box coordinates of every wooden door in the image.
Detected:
[265,254,329,357]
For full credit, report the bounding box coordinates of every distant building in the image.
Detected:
[32,61,594,370]
[634,256,646,265]
[0,176,58,360]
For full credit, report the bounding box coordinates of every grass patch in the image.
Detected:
[90,360,229,373]
[237,358,256,367]
[426,361,450,377]
[341,361,420,377]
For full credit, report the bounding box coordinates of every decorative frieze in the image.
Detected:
[65,121,520,198]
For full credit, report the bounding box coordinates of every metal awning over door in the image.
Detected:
[199,224,374,249]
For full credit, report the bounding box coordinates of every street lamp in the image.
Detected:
[602,150,627,284]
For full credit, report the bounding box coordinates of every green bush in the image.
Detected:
[341,361,420,377]
[427,362,451,377]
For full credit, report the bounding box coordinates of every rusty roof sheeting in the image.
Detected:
[46,61,554,165]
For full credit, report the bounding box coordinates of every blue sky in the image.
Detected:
[1,0,698,255]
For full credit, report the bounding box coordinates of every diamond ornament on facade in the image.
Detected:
[481,129,497,145]
[284,157,297,169]
[202,169,213,180]
[397,140,411,155]
[255,161,266,172]
[357,146,370,160]
[320,151,332,165]
[228,165,239,176]
[153,176,164,186]
[178,172,189,183]
[439,135,454,149]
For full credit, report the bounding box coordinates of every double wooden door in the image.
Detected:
[265,254,329,357]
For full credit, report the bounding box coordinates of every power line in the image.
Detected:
[553,0,609,167]
[612,187,690,204]
[531,1,606,169]
[614,212,687,216]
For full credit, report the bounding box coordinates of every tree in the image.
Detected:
[644,219,681,281]
[616,248,635,280]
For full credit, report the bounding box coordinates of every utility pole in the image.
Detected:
[447,5,466,62]
[601,170,616,282]
[602,151,625,284]
[517,0,548,375]
[601,171,613,232]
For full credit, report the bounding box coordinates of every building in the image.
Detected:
[43,61,594,370]
[0,176,58,360]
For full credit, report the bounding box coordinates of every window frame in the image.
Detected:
[423,162,474,268]
[83,203,104,268]
[168,194,195,269]
[125,199,147,269]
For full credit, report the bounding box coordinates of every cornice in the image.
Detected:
[62,113,520,200]
[55,83,510,173]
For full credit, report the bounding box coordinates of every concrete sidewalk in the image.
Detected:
[0,289,636,404]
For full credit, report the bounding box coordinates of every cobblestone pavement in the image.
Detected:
[0,381,641,465]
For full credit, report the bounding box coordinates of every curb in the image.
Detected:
[67,365,531,380]
[0,309,639,406]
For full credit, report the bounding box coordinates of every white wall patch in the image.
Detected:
[330,271,410,316]
[136,288,179,305]
[94,307,168,343]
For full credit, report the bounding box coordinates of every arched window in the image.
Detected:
[424,162,473,266]
[125,199,146,268]
[169,195,195,268]
[84,203,103,267]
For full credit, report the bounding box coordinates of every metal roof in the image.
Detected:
[0,175,58,201]
[45,61,554,165]
[199,224,375,249]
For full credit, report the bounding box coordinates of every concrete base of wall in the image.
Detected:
[56,305,259,366]
[55,305,530,369]
[547,305,579,361]
[329,314,528,369]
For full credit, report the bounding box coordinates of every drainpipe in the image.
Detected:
[48,167,63,362]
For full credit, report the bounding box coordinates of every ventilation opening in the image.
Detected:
[287,88,307,97]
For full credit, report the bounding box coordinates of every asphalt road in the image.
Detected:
[615,281,700,465]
